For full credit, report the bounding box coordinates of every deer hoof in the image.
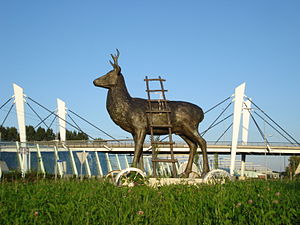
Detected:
[179,172,190,178]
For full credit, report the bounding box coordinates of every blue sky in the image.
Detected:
[0,1,299,146]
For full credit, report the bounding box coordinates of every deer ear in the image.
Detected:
[109,60,114,67]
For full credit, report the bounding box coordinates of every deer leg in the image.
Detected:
[131,130,146,170]
[193,131,209,175]
[182,128,210,176]
[197,132,209,174]
[179,135,197,178]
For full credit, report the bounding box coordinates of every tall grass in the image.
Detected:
[0,179,299,224]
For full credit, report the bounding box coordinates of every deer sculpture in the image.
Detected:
[93,50,209,177]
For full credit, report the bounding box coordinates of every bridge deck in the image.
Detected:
[1,140,300,155]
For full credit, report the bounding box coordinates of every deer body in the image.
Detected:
[94,50,209,176]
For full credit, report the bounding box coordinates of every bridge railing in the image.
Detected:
[1,140,298,149]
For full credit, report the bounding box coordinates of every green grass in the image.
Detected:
[0,179,299,224]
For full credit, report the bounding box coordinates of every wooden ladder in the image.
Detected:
[144,76,177,177]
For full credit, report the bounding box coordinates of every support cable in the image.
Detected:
[0,98,13,110]
[253,111,295,145]
[249,112,271,149]
[204,96,231,114]
[247,98,300,145]
[26,102,49,129]
[1,103,14,127]
[26,96,95,140]
[214,122,233,145]
[201,113,233,136]
[202,102,232,136]
[34,111,56,129]
[67,114,85,133]
[68,109,118,141]
[48,115,57,128]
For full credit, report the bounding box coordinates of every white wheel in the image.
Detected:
[105,170,121,183]
[115,168,146,187]
[178,161,201,178]
[203,169,231,184]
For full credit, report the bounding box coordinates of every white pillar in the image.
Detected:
[105,153,112,172]
[13,84,26,143]
[84,152,91,178]
[230,83,246,176]
[145,157,152,176]
[54,146,64,177]
[13,84,28,173]
[62,144,78,177]
[95,152,103,177]
[36,144,45,176]
[16,142,25,174]
[124,155,130,168]
[57,98,66,142]
[115,154,122,170]
[242,99,251,145]
[241,99,251,178]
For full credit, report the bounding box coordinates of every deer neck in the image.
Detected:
[106,75,132,114]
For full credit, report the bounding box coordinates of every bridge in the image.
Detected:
[1,140,299,155]
[1,82,299,178]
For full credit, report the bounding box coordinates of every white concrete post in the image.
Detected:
[13,84,28,173]
[95,152,103,177]
[54,146,63,177]
[124,155,130,168]
[165,162,172,176]
[230,83,246,176]
[145,157,152,176]
[16,142,24,174]
[36,144,45,176]
[57,98,66,142]
[62,144,78,177]
[84,151,91,178]
[242,99,251,145]
[115,154,122,170]
[105,153,113,172]
[241,99,251,178]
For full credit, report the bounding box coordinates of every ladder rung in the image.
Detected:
[146,110,171,113]
[144,78,166,82]
[146,89,168,92]
[151,141,175,145]
[152,159,178,163]
[151,124,172,128]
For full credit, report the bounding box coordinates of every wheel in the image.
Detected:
[105,170,121,183]
[115,168,146,187]
[203,169,231,184]
[178,161,201,178]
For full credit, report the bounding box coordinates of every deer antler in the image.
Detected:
[109,49,120,68]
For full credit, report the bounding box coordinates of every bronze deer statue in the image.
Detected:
[93,50,209,177]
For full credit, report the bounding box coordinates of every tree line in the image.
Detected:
[0,126,88,141]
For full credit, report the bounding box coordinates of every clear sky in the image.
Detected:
[0,1,299,159]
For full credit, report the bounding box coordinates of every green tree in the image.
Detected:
[286,156,300,176]
[45,128,55,141]
[35,127,46,141]
[0,126,7,141]
[26,125,36,141]
[66,130,75,140]
[7,127,19,141]
[77,131,88,140]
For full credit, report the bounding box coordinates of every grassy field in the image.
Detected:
[0,178,299,225]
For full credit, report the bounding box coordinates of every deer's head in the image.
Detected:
[93,49,121,89]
